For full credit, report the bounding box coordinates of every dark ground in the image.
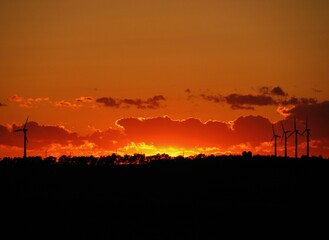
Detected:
[1,156,329,239]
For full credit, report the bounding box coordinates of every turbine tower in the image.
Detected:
[281,122,290,158]
[271,124,280,157]
[14,116,29,159]
[288,117,302,158]
[302,116,311,158]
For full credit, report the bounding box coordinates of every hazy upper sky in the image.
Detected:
[1,0,328,157]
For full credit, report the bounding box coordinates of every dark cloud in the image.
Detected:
[284,101,329,139]
[258,86,287,96]
[0,125,11,142]
[270,87,287,96]
[87,128,126,149]
[0,121,83,149]
[96,95,166,109]
[258,86,270,95]
[199,92,276,110]
[185,89,197,101]
[299,98,318,105]
[96,97,120,107]
[0,102,6,107]
[225,94,275,110]
[120,95,166,109]
[281,97,317,106]
[0,121,127,157]
[232,116,272,145]
[200,94,224,103]
[116,115,271,148]
[197,86,318,111]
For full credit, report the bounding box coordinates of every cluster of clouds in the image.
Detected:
[3,95,166,110]
[189,86,318,110]
[96,95,166,109]
[2,86,320,112]
[6,95,50,108]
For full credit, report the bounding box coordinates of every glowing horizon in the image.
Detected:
[1,112,328,159]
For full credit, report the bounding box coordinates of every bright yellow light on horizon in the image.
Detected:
[117,142,229,157]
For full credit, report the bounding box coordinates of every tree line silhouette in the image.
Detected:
[1,152,326,167]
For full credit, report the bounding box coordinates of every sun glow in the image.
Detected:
[116,142,231,157]
[119,142,189,157]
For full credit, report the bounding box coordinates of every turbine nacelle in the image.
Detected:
[301,117,311,136]
[280,122,290,143]
[281,122,290,134]
[288,117,302,137]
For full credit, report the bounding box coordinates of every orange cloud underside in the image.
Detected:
[1,114,328,159]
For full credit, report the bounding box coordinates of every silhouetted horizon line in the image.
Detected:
[1,153,327,166]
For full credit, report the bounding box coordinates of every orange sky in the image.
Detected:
[1,1,329,158]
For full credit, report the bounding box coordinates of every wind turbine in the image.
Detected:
[14,116,29,159]
[271,124,280,157]
[281,122,290,158]
[302,116,311,158]
[288,117,302,158]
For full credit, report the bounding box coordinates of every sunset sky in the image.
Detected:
[1,0,329,158]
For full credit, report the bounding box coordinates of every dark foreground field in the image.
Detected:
[1,155,329,239]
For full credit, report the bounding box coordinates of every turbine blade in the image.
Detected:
[272,125,275,135]
[23,115,29,129]
[14,129,23,132]
[281,122,285,133]
[294,117,296,130]
[288,131,295,138]
[301,130,306,135]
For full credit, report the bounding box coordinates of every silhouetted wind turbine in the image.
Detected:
[14,116,29,159]
[281,122,290,158]
[302,116,311,158]
[271,124,280,157]
[288,117,302,158]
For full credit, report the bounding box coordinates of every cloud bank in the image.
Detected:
[190,86,319,110]
[96,95,166,109]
